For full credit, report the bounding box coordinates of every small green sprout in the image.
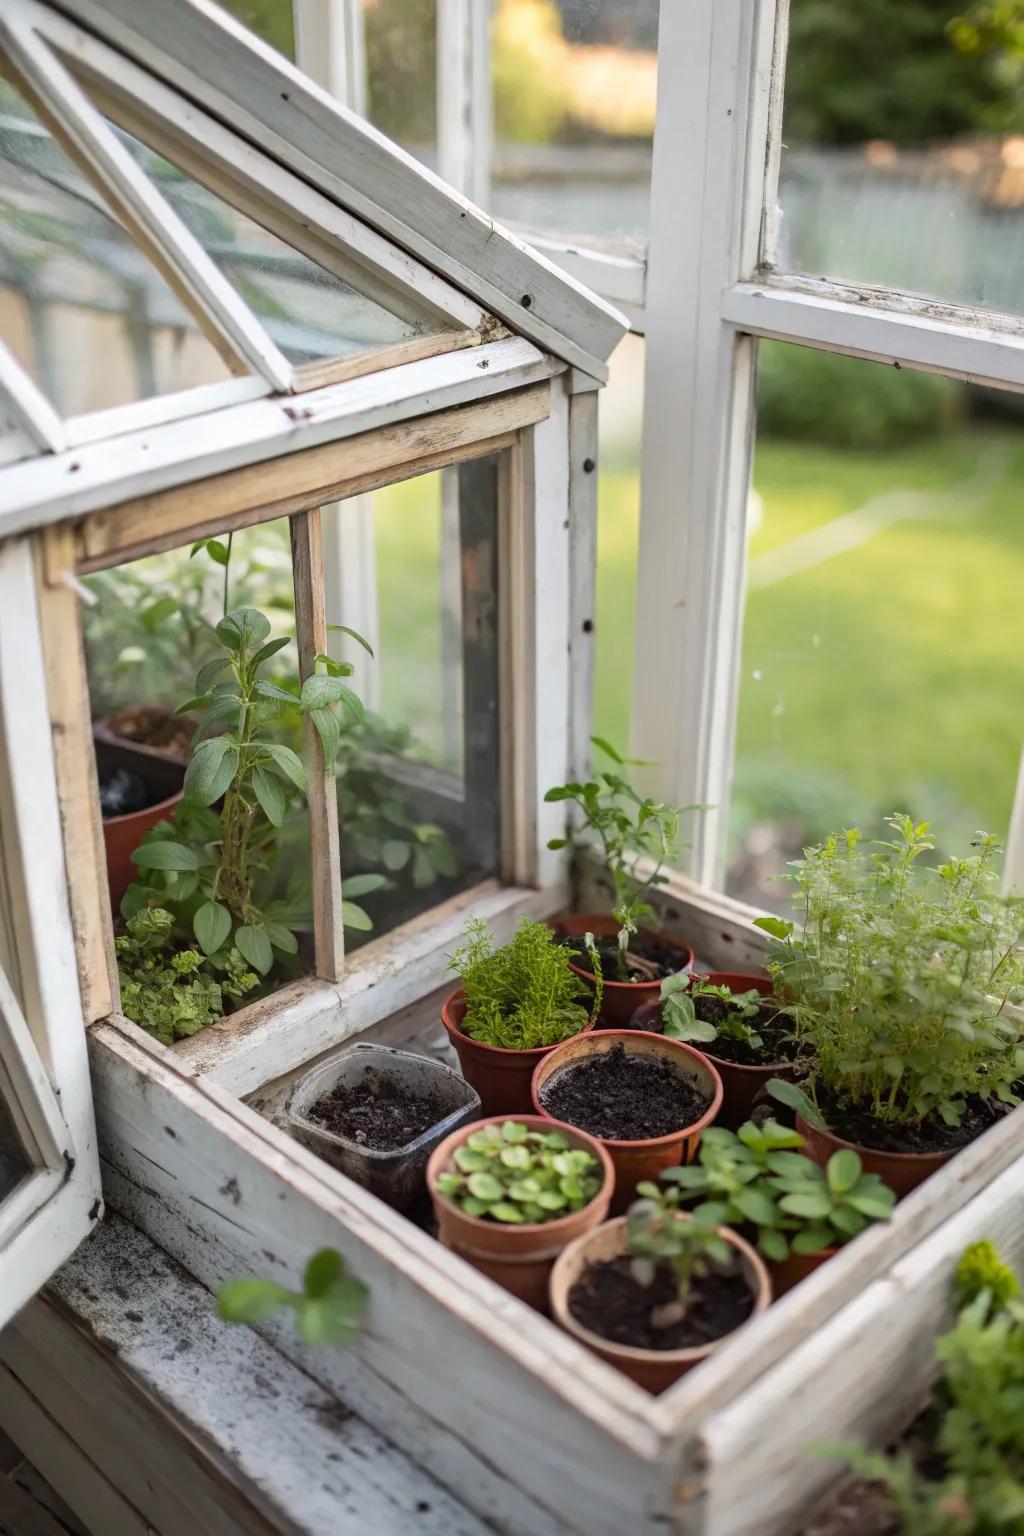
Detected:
[659,972,768,1052]
[626,1197,734,1329]
[217,1248,366,1348]
[435,1121,603,1224]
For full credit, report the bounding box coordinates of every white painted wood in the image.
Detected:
[89,1024,681,1536]
[294,0,366,115]
[631,1,777,884]
[521,234,647,331]
[0,337,561,535]
[3,1213,496,1536]
[437,0,493,211]
[65,375,271,449]
[0,536,101,1327]
[175,878,567,1095]
[1,2,295,392]
[724,276,1024,393]
[47,0,628,379]
[695,1154,1024,1536]
[47,6,487,335]
[567,390,598,785]
[0,344,64,455]
[1004,744,1024,894]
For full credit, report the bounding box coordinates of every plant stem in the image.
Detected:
[223,532,233,618]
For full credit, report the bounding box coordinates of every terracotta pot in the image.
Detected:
[440,988,595,1117]
[795,1111,953,1198]
[550,914,695,1028]
[531,1030,723,1212]
[103,789,184,914]
[632,970,797,1129]
[550,1215,771,1393]
[427,1114,614,1312]
[767,1245,835,1298]
[94,706,196,768]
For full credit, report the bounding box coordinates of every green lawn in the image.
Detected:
[589,427,1024,855]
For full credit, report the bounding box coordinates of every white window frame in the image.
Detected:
[632,0,1024,890]
[0,536,100,1326]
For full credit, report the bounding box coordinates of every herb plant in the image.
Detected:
[115,907,259,1046]
[754,816,1024,1130]
[648,1119,895,1262]
[626,1198,734,1329]
[124,606,368,979]
[449,916,601,1050]
[545,737,690,981]
[834,1246,1024,1534]
[434,1121,602,1223]
[659,972,768,1052]
[218,1248,367,1348]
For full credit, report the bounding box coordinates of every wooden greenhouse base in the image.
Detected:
[78,868,1024,1536]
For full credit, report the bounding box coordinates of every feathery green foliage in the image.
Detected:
[115,907,258,1046]
[434,1121,602,1224]
[756,815,1024,1128]
[955,1239,1022,1312]
[449,916,598,1050]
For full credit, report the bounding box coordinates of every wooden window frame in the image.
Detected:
[633,0,1024,891]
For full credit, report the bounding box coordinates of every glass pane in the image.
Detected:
[108,122,452,366]
[0,78,232,416]
[214,0,295,58]
[779,3,1024,314]
[329,458,501,945]
[83,526,313,1042]
[365,0,437,163]
[491,0,658,240]
[594,333,643,754]
[727,340,1024,908]
[0,1093,28,1203]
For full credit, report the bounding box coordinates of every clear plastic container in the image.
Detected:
[284,1042,480,1209]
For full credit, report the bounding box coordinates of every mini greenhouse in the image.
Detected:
[0,3,1022,1535]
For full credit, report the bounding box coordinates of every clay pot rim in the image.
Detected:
[550,1215,771,1367]
[796,1109,956,1169]
[426,1112,616,1237]
[631,996,796,1081]
[530,1028,724,1149]
[554,913,696,993]
[440,986,596,1063]
[103,786,183,829]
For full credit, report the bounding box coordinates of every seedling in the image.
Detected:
[659,972,768,1051]
[217,1248,367,1348]
[545,738,693,981]
[652,1118,894,1262]
[627,1197,734,1330]
[434,1121,602,1224]
[449,916,601,1050]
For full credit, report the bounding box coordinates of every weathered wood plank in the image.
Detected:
[289,509,344,982]
[89,1024,680,1536]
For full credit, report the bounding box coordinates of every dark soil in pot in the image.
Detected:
[98,765,167,819]
[567,1255,755,1352]
[538,1041,713,1141]
[104,704,195,759]
[307,1074,449,1152]
[816,1085,1018,1157]
[564,930,682,984]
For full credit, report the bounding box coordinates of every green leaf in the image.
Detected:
[382,839,410,871]
[131,840,200,872]
[252,766,286,827]
[790,1227,833,1256]
[308,707,340,772]
[590,735,624,763]
[141,595,178,631]
[758,1227,789,1263]
[826,1149,862,1196]
[325,622,374,657]
[174,693,216,716]
[665,1015,718,1044]
[184,737,239,806]
[255,679,299,706]
[250,636,291,671]
[265,922,298,955]
[753,915,794,941]
[216,608,271,654]
[192,536,230,567]
[193,900,231,956]
[236,924,273,975]
[261,743,307,794]
[733,1187,779,1226]
[845,1192,896,1221]
[778,1190,834,1220]
[341,873,388,898]
[195,656,231,693]
[490,1202,525,1223]
[341,901,373,932]
[217,1278,292,1323]
[766,1078,826,1130]
[304,1249,342,1297]
[314,653,354,678]
[300,674,346,709]
[467,1172,503,1201]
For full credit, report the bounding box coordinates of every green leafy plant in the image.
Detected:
[217,1248,367,1348]
[831,1245,1024,1534]
[626,1197,735,1330]
[954,1239,1021,1313]
[124,606,369,979]
[114,907,259,1046]
[449,916,600,1050]
[545,737,691,981]
[754,816,1024,1130]
[649,1119,895,1263]
[434,1120,602,1223]
[659,972,768,1051]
